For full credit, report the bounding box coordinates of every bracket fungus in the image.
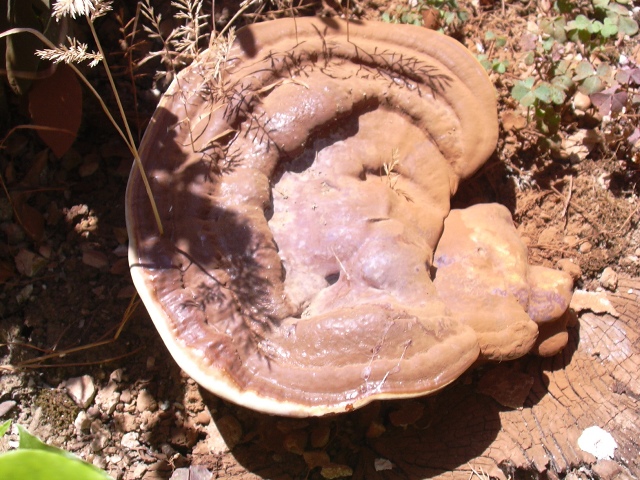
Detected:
[126,18,574,417]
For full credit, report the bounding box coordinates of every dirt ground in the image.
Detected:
[1,0,639,479]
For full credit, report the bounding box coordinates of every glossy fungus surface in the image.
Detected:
[126,18,573,416]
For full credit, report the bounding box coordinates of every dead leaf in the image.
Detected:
[501,110,527,131]
[562,129,599,162]
[421,9,441,30]
[16,203,45,241]
[28,64,82,158]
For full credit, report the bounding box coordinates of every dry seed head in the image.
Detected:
[52,0,111,20]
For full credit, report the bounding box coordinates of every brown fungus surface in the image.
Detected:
[126,18,572,417]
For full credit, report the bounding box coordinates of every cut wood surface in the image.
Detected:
[199,278,640,479]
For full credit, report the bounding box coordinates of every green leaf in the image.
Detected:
[543,37,556,51]
[593,0,609,8]
[0,421,10,437]
[606,3,629,15]
[0,426,114,480]
[0,450,113,480]
[601,17,618,37]
[552,74,574,91]
[511,77,535,101]
[580,76,604,94]
[524,51,535,66]
[493,61,508,74]
[534,82,553,103]
[573,60,596,81]
[619,16,639,36]
[567,14,592,31]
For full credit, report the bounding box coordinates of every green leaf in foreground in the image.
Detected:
[0,426,113,480]
[0,450,111,480]
[0,420,10,437]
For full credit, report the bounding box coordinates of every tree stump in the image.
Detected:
[204,278,639,479]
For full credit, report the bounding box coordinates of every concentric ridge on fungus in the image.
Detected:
[126,17,573,416]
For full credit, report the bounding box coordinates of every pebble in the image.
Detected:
[0,400,17,418]
[599,267,618,291]
[563,235,580,248]
[573,91,592,111]
[64,375,96,409]
[119,390,132,404]
[82,250,109,269]
[14,249,47,277]
[538,227,559,244]
[90,420,111,452]
[74,411,91,433]
[95,381,120,415]
[579,241,593,253]
[556,259,582,281]
[136,390,158,413]
[121,432,140,449]
[169,466,212,480]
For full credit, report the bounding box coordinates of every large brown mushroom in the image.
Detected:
[126,17,573,416]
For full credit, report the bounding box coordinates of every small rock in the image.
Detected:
[538,227,559,245]
[573,91,592,111]
[95,381,120,415]
[119,390,132,404]
[321,464,354,479]
[303,451,331,469]
[556,259,581,282]
[599,267,618,291]
[136,389,158,413]
[16,285,34,304]
[14,249,47,277]
[193,410,211,426]
[0,400,17,418]
[109,369,124,383]
[74,411,91,433]
[374,458,394,471]
[579,241,593,253]
[64,375,96,409]
[90,421,111,452]
[169,466,212,480]
[121,432,140,449]
[563,235,580,247]
[82,250,109,269]
[132,464,148,479]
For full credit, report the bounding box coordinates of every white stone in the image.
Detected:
[374,458,393,471]
[121,432,140,450]
[65,375,96,409]
[578,426,617,460]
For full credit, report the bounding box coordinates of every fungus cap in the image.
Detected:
[127,18,504,416]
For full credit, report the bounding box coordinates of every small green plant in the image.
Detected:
[381,0,469,34]
[0,420,113,480]
[509,0,638,141]
[478,31,509,74]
